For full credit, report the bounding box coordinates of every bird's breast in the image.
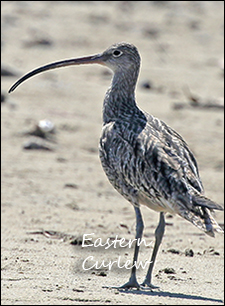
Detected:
[99,121,147,198]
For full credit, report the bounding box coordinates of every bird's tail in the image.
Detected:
[192,193,223,211]
[179,194,224,237]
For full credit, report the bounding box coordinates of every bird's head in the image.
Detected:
[99,42,141,73]
[8,42,141,93]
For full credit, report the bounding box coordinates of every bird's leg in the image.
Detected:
[120,205,144,289]
[141,212,165,289]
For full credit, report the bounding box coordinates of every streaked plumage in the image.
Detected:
[99,43,223,237]
[9,42,223,289]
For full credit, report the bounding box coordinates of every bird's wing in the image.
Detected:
[144,115,203,190]
[140,115,223,236]
[117,113,205,210]
[100,114,223,236]
[100,114,219,212]
[128,114,202,189]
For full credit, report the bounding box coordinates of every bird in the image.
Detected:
[9,42,224,290]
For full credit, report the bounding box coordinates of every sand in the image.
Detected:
[1,1,224,305]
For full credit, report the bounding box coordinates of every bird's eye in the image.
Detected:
[112,50,123,57]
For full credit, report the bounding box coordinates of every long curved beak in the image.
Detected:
[8,53,105,93]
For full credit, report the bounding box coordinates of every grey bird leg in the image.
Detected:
[120,205,144,289]
[141,212,165,288]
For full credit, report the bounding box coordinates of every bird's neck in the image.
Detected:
[103,69,139,124]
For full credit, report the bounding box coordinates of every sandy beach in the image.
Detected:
[1,1,224,305]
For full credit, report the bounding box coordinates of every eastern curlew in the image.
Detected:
[9,42,224,289]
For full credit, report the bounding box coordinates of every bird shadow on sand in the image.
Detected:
[108,287,223,304]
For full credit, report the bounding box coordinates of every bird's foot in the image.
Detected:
[105,275,140,291]
[141,280,160,290]
[119,279,140,290]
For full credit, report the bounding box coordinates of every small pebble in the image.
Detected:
[64,183,78,189]
[167,248,180,254]
[97,271,107,277]
[23,140,53,151]
[185,248,194,257]
[72,288,84,292]
[140,80,152,90]
[163,267,176,274]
